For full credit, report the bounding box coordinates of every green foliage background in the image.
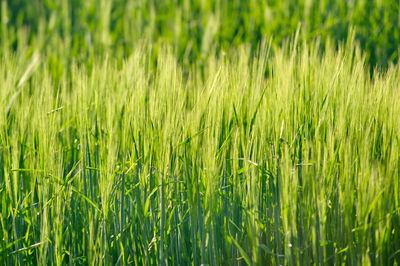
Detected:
[1,0,400,65]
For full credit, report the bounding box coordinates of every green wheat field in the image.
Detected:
[1,1,400,265]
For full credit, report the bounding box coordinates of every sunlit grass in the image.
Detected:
[0,40,399,265]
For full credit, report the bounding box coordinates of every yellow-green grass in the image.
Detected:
[0,41,400,265]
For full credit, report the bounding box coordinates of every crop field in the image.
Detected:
[1,1,400,265]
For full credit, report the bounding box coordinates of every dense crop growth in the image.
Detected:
[1,0,400,65]
[1,1,400,265]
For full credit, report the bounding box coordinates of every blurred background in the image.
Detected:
[1,0,399,66]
